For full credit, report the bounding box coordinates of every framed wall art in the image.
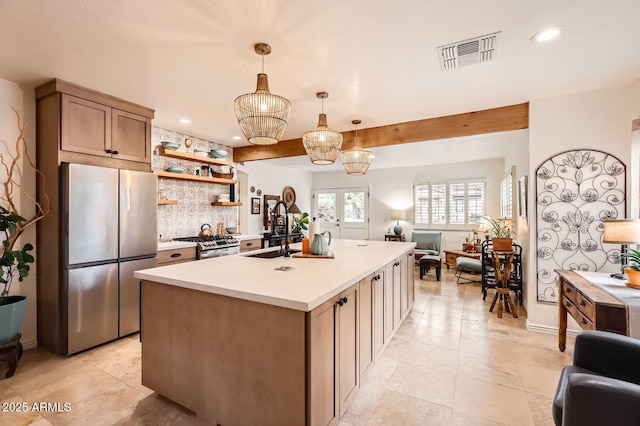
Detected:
[263,194,280,229]
[518,175,528,218]
[251,197,260,215]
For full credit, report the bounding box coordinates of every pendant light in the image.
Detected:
[234,43,291,145]
[303,92,343,165]
[340,120,374,175]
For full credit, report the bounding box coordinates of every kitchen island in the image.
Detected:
[134,239,416,425]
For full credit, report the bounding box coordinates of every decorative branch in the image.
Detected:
[0,107,49,302]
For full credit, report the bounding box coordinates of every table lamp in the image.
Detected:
[603,219,640,279]
[390,210,406,236]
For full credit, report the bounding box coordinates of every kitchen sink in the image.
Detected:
[245,249,301,259]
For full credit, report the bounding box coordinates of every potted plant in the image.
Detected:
[0,109,49,344]
[621,248,640,289]
[464,234,474,252]
[291,212,309,234]
[483,216,514,251]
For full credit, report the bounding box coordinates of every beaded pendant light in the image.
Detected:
[303,92,343,165]
[234,43,291,145]
[340,120,374,175]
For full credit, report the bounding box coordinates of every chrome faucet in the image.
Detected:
[272,201,290,257]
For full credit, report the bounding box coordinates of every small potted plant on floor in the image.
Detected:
[483,216,514,251]
[621,248,640,289]
[0,108,49,345]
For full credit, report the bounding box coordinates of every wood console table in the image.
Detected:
[443,250,481,269]
[385,234,405,242]
[556,270,627,352]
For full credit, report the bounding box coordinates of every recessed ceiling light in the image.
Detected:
[232,136,242,140]
[531,27,561,43]
[179,117,191,124]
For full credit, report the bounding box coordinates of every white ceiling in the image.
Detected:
[1,0,639,171]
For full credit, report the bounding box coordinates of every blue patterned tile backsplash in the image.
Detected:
[153,127,238,239]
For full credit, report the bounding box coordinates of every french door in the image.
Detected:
[312,187,370,240]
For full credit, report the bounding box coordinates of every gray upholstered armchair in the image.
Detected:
[411,231,441,259]
[553,330,640,426]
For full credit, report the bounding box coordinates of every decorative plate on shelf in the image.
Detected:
[282,186,296,208]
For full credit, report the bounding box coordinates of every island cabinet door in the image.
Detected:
[384,262,395,342]
[338,282,360,418]
[405,250,415,310]
[392,256,403,330]
[373,269,385,356]
[406,250,416,309]
[359,272,376,378]
[308,296,339,426]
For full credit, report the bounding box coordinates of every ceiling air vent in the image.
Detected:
[438,31,501,71]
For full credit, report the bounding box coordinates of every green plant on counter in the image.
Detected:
[622,249,640,271]
[291,212,309,234]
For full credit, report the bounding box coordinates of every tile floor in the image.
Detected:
[0,267,573,425]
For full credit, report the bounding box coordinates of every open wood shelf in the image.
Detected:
[158,199,178,205]
[211,202,242,206]
[160,149,232,166]
[154,170,237,184]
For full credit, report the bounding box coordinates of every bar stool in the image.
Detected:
[489,251,518,318]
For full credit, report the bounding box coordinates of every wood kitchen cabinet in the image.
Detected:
[61,94,151,163]
[308,281,360,425]
[37,79,154,170]
[157,247,196,266]
[360,269,383,376]
[401,250,415,317]
[373,269,386,357]
[239,238,261,253]
[385,256,403,333]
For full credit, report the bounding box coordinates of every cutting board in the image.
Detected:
[291,252,335,259]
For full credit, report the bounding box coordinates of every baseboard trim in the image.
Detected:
[526,321,580,337]
[22,338,38,350]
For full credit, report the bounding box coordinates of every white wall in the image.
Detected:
[236,161,313,235]
[503,131,531,309]
[0,79,38,348]
[311,156,521,251]
[527,82,639,332]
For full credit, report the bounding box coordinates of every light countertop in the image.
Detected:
[157,241,197,251]
[137,239,416,311]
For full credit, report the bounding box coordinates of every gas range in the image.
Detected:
[173,235,240,259]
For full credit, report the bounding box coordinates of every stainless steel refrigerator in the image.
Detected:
[62,163,157,355]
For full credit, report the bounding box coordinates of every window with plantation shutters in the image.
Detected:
[414,184,430,224]
[414,179,485,227]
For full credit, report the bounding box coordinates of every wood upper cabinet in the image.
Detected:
[61,94,151,164]
[61,94,111,156]
[111,108,152,163]
[37,79,154,169]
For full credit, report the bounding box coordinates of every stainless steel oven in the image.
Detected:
[173,236,240,260]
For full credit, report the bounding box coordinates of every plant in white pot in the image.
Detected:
[0,108,49,345]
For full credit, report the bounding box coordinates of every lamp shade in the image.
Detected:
[288,202,301,214]
[234,43,291,146]
[603,219,640,243]
[390,210,406,221]
[303,92,343,165]
[341,120,374,175]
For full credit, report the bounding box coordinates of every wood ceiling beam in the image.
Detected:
[233,102,529,162]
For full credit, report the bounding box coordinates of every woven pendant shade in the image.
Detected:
[234,44,291,145]
[303,92,343,165]
[340,120,374,175]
